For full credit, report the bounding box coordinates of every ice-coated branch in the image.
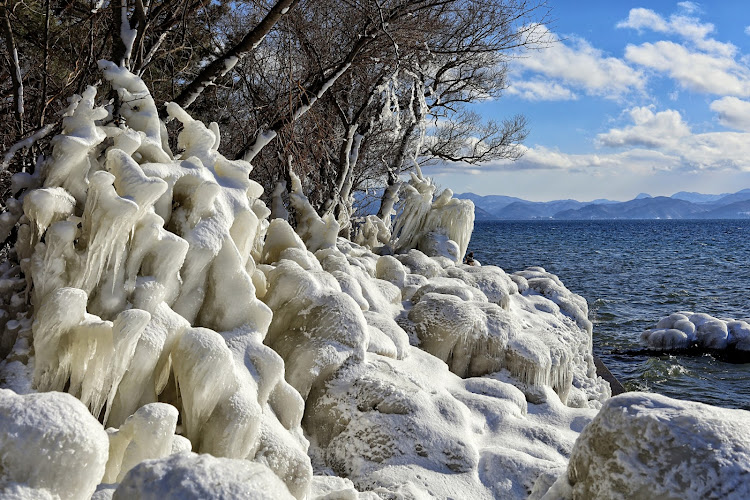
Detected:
[169,0,301,113]
[237,59,356,162]
[1,125,54,172]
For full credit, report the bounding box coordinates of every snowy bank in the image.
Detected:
[0,63,746,499]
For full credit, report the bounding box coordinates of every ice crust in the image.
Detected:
[2,64,743,499]
[642,311,750,351]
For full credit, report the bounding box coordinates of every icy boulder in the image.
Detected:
[404,278,603,406]
[559,392,750,500]
[390,174,474,262]
[408,292,516,377]
[103,403,184,483]
[447,264,518,308]
[642,311,750,351]
[113,453,294,499]
[514,267,592,335]
[0,389,109,500]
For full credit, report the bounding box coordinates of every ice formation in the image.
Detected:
[642,311,750,351]
[536,392,750,500]
[3,62,747,500]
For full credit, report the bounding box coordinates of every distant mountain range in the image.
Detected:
[455,189,750,220]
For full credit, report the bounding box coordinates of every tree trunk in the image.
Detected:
[1,0,24,138]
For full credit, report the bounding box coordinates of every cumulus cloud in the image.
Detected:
[624,41,750,96]
[595,105,750,171]
[710,97,750,131]
[509,33,645,101]
[617,7,735,56]
[596,107,691,148]
[430,104,750,177]
[745,26,750,36]
[506,80,578,101]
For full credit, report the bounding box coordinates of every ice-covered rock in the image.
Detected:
[0,389,109,500]
[390,174,474,262]
[113,453,295,499]
[553,392,750,500]
[642,311,750,351]
[403,271,604,406]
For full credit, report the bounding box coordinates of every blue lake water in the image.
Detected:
[469,219,750,410]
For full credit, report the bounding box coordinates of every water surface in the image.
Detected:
[469,219,750,410]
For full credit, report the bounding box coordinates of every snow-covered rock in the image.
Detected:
[547,392,750,500]
[0,389,109,500]
[642,311,750,351]
[113,453,294,499]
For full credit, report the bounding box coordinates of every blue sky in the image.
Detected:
[429,1,750,201]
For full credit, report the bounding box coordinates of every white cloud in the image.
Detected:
[617,7,735,56]
[710,96,750,131]
[595,105,750,171]
[625,41,750,96]
[745,25,750,36]
[597,107,691,148]
[677,2,701,15]
[506,80,578,101]
[431,104,750,178]
[511,34,645,100]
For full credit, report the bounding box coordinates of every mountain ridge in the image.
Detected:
[456,189,750,220]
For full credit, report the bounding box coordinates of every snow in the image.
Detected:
[1,62,748,500]
[642,311,750,351]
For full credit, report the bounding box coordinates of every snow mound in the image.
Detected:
[0,389,109,500]
[304,347,595,497]
[555,392,750,500]
[113,452,294,499]
[642,311,750,351]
